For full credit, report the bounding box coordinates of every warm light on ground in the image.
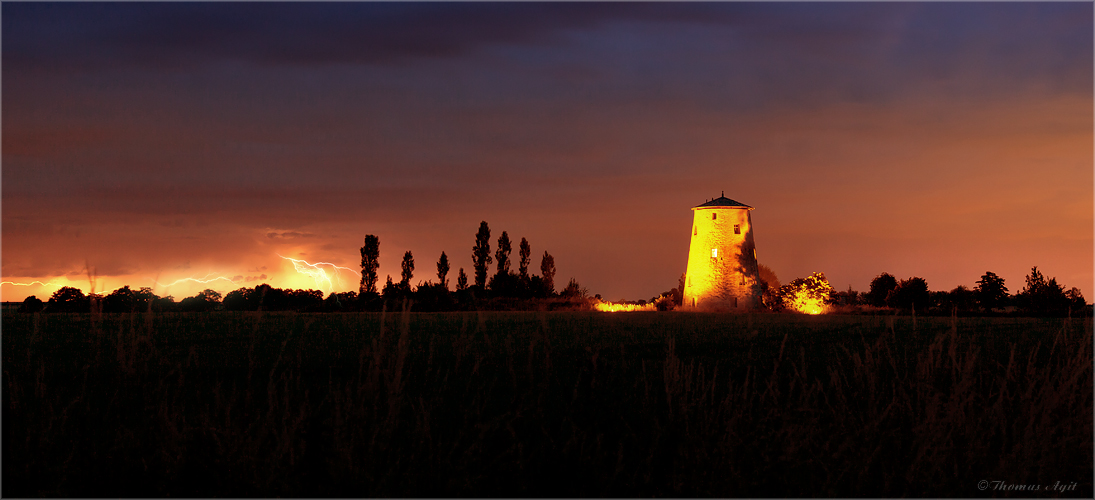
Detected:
[594,302,657,312]
[789,294,827,315]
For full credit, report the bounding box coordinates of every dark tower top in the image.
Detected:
[693,195,753,209]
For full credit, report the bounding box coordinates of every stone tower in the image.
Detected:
[682,194,761,311]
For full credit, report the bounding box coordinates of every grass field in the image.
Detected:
[3,309,1092,497]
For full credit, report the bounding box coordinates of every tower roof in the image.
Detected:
[693,194,753,210]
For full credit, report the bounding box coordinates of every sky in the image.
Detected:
[2,2,1092,304]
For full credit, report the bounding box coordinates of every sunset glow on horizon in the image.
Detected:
[0,252,366,302]
[3,3,1091,305]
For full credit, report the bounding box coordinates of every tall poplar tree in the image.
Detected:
[359,234,380,295]
[456,268,469,291]
[495,231,512,276]
[437,251,450,289]
[472,221,492,289]
[400,251,415,290]
[540,251,556,295]
[518,237,531,279]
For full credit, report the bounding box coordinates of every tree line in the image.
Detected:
[351,221,588,311]
[19,221,589,313]
[759,267,1089,317]
[583,264,1089,318]
[18,285,230,314]
[19,263,1088,316]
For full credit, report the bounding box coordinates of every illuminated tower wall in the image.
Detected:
[682,195,761,311]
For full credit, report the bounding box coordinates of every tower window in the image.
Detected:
[713,213,717,220]
[711,248,718,258]
[693,226,697,236]
[734,224,741,234]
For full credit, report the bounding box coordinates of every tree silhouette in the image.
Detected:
[495,231,512,276]
[412,280,452,312]
[1024,266,1047,291]
[224,287,254,311]
[456,268,468,291]
[179,288,223,312]
[132,287,156,312]
[360,235,381,296]
[559,278,588,299]
[400,251,415,290]
[1016,266,1069,316]
[889,277,930,312]
[518,237,531,279]
[324,290,358,312]
[102,286,136,313]
[47,286,90,313]
[974,271,1009,311]
[152,294,177,312]
[487,231,517,296]
[528,275,547,298]
[253,283,279,311]
[179,295,210,312]
[221,285,327,312]
[867,273,898,307]
[945,285,976,314]
[18,295,44,313]
[831,286,861,307]
[472,221,492,289]
[1065,287,1087,314]
[540,251,556,295]
[437,251,450,290]
[757,265,781,309]
[199,289,222,303]
[287,289,324,312]
[381,275,398,301]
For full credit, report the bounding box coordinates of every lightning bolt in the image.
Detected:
[1,280,66,288]
[97,285,131,295]
[278,254,359,293]
[156,272,240,288]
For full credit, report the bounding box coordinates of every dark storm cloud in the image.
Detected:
[889,3,1091,95]
[6,3,1087,105]
[3,2,717,71]
[2,2,928,73]
[1,182,487,228]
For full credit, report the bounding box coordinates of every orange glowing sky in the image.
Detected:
[2,3,1092,303]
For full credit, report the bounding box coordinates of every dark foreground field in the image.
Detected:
[3,310,1092,497]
